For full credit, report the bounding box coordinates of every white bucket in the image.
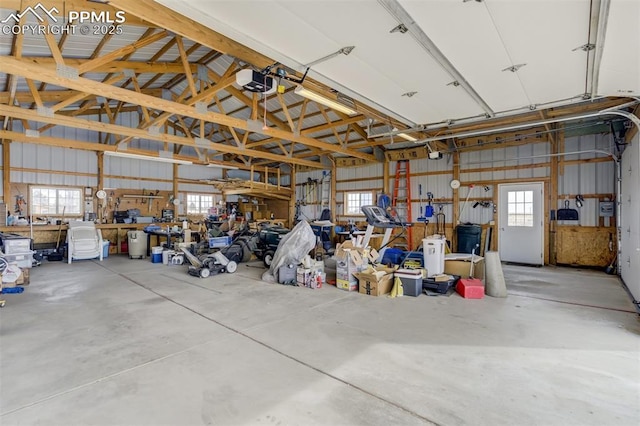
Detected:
[162,250,170,265]
[151,246,163,254]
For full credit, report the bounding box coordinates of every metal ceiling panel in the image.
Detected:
[399,0,529,112]
[598,0,640,96]
[486,1,589,104]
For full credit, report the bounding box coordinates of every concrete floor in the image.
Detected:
[1,256,638,425]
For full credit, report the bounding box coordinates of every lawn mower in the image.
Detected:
[251,224,289,267]
[181,248,237,278]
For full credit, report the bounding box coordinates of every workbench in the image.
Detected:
[0,223,191,254]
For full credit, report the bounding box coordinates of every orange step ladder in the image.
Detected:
[391,160,413,250]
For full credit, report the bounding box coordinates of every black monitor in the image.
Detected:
[162,209,174,220]
[361,205,410,228]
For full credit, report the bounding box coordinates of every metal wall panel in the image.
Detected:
[104,157,173,191]
[180,164,223,181]
[558,134,616,226]
[10,142,98,187]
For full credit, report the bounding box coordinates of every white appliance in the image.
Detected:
[423,237,446,276]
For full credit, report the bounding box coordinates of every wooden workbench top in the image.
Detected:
[0,223,185,233]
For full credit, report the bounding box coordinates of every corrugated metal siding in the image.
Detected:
[10,142,98,187]
[104,157,174,191]
[558,134,615,226]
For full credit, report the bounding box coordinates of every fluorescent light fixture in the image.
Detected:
[206,163,239,170]
[294,86,357,115]
[392,127,418,142]
[104,151,193,165]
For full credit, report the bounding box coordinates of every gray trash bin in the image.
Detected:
[127,230,147,259]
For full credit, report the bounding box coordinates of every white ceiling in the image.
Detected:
[124,1,639,127]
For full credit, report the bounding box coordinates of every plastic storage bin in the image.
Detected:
[394,269,423,297]
[151,246,163,263]
[127,231,147,259]
[2,237,31,255]
[381,248,404,265]
[102,240,110,259]
[208,236,231,248]
[1,251,34,268]
[456,224,482,254]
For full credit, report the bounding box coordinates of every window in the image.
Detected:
[30,187,82,215]
[344,191,374,215]
[507,190,534,227]
[187,194,213,215]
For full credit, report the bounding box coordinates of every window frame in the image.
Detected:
[343,191,375,216]
[507,189,534,227]
[29,185,83,216]
[186,193,214,215]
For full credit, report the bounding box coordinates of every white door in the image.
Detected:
[498,183,544,265]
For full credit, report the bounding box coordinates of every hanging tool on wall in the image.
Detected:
[436,204,446,236]
[426,192,434,218]
[14,195,25,216]
[458,184,475,220]
[417,184,426,222]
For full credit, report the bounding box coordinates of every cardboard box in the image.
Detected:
[297,267,313,287]
[335,241,379,264]
[336,278,358,291]
[335,251,363,282]
[5,268,29,287]
[444,253,485,281]
[355,266,395,296]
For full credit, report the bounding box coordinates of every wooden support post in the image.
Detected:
[97,151,104,223]
[558,129,565,176]
[331,159,337,221]
[549,124,560,265]
[452,151,460,226]
[97,151,104,190]
[452,151,460,250]
[2,139,10,204]
[264,166,269,188]
[277,167,281,190]
[383,158,389,194]
[289,167,297,225]
[172,163,179,207]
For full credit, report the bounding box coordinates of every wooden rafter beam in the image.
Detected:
[0,89,162,104]
[77,30,168,75]
[160,44,213,90]
[0,105,325,169]
[107,0,407,129]
[175,36,198,97]
[0,56,377,161]
[19,57,198,74]
[42,18,65,65]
